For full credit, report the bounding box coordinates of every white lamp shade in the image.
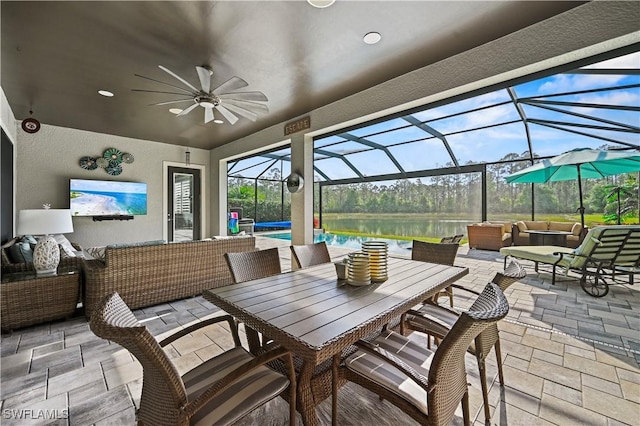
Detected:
[17,209,74,236]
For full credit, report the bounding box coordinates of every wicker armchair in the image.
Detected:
[332,283,510,426]
[290,242,331,269]
[89,292,296,426]
[411,240,460,307]
[401,260,526,424]
[225,247,282,351]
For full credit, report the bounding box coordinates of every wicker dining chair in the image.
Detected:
[225,247,282,351]
[89,292,296,426]
[224,247,282,283]
[411,239,460,307]
[401,260,526,424]
[290,241,331,269]
[332,282,510,426]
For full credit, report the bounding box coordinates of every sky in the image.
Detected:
[230,51,640,182]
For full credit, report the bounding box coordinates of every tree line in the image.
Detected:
[228,150,639,223]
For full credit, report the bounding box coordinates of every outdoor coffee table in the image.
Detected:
[527,229,572,246]
[204,256,468,426]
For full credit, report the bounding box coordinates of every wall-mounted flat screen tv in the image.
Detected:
[70,179,147,216]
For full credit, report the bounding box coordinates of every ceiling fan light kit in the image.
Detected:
[133,65,269,125]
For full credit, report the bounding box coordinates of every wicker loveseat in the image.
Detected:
[512,221,584,248]
[467,221,513,251]
[82,236,255,318]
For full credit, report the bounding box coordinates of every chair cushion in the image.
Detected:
[185,346,289,426]
[345,330,434,415]
[407,305,459,339]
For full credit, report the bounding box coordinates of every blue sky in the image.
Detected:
[230,52,639,182]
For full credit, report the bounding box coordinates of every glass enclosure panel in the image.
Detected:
[447,122,531,165]
[228,177,256,221]
[365,125,430,146]
[345,149,403,176]
[173,173,193,242]
[387,139,456,171]
[411,89,513,122]
[349,118,411,137]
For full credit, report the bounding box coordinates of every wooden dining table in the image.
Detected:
[203,256,469,426]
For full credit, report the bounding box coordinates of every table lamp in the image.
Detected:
[17,207,74,276]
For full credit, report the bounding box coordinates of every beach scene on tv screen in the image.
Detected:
[70,179,147,216]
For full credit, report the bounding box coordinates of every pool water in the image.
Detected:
[263,232,411,254]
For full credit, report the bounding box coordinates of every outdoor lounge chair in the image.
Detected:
[500,225,640,297]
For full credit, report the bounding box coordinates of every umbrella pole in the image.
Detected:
[577,165,585,228]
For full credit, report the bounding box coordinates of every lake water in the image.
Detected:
[321,216,474,239]
[265,232,412,254]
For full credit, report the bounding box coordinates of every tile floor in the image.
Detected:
[1,237,638,425]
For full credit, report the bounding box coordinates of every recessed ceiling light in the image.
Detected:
[213,119,224,124]
[363,32,381,45]
[169,108,183,114]
[307,0,335,8]
[98,90,114,97]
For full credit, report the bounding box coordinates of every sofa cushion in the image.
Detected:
[516,221,527,233]
[548,222,574,232]
[524,221,548,231]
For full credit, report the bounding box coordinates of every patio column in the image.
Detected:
[290,133,314,245]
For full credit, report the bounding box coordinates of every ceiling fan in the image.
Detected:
[133,65,268,125]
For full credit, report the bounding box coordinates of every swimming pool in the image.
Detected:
[263,232,411,254]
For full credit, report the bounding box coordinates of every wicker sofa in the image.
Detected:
[512,220,584,248]
[467,221,513,251]
[82,236,255,318]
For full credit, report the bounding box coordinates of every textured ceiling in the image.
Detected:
[1,1,584,150]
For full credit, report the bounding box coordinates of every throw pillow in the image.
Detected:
[84,246,107,261]
[6,236,34,263]
[52,234,76,257]
[571,223,582,236]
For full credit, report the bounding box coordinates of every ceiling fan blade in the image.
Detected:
[196,66,211,94]
[132,89,192,96]
[134,74,194,95]
[221,102,258,122]
[215,104,239,125]
[149,99,195,106]
[218,91,268,102]
[204,106,215,124]
[223,98,269,114]
[159,65,200,93]
[176,102,199,117]
[213,76,248,95]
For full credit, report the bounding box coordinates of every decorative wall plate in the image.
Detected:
[104,148,123,163]
[122,152,135,163]
[96,157,109,168]
[106,163,123,175]
[79,156,98,170]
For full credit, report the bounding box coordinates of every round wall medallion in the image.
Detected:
[286,172,304,193]
[79,156,98,170]
[21,118,41,134]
